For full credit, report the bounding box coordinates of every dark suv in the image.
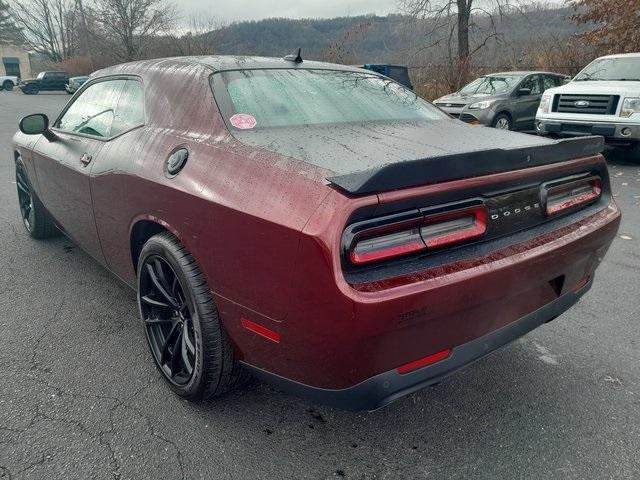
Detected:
[434,71,569,131]
[19,71,70,95]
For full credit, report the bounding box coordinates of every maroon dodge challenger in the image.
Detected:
[13,56,620,410]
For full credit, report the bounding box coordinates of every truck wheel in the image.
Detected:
[23,86,38,95]
[3,80,14,91]
[492,113,512,130]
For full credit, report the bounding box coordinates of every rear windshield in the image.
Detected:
[460,75,522,94]
[212,69,445,130]
[574,57,640,81]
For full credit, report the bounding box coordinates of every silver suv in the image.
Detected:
[434,71,568,131]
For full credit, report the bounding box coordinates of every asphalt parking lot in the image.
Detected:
[0,90,639,480]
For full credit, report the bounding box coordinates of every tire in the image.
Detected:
[3,80,14,91]
[628,143,640,163]
[137,232,248,400]
[15,158,59,239]
[492,113,512,130]
[23,86,38,95]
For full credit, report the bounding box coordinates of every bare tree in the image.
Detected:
[9,0,76,62]
[399,0,512,65]
[171,14,221,56]
[0,0,23,44]
[322,21,373,64]
[92,0,176,61]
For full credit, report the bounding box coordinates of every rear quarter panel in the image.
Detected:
[90,61,332,324]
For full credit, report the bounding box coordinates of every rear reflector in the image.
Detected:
[572,276,590,292]
[241,318,280,343]
[396,348,452,374]
[543,176,601,216]
[349,205,487,265]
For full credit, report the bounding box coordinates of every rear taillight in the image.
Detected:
[349,205,487,265]
[542,175,601,216]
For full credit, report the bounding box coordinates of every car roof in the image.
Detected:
[596,52,640,59]
[486,71,566,77]
[101,55,369,75]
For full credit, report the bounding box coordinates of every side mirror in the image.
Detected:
[517,88,532,96]
[19,113,57,141]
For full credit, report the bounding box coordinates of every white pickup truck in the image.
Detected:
[0,75,19,91]
[536,53,640,162]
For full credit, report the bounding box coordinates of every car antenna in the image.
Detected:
[284,48,303,64]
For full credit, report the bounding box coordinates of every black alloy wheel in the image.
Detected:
[139,254,197,386]
[15,158,57,239]
[137,232,247,400]
[15,161,35,232]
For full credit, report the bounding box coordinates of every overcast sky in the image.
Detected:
[177,0,399,23]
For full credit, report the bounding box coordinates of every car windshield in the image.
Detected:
[36,72,45,79]
[574,57,640,81]
[459,75,522,94]
[214,69,446,129]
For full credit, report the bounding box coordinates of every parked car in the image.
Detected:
[65,75,89,94]
[0,75,19,91]
[361,64,413,89]
[19,71,69,94]
[536,53,640,162]
[435,71,569,131]
[12,56,620,410]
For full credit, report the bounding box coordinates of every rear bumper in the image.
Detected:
[243,278,591,411]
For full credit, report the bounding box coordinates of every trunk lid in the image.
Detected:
[233,119,604,195]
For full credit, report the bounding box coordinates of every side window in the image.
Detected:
[56,80,126,138]
[542,75,561,90]
[110,80,145,137]
[520,75,542,95]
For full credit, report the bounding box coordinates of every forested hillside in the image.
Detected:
[206,6,586,66]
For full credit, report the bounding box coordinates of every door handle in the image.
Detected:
[80,153,93,167]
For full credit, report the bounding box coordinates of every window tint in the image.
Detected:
[542,75,562,90]
[56,80,126,138]
[520,75,542,95]
[111,80,145,137]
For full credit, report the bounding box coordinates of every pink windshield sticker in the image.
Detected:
[230,113,257,130]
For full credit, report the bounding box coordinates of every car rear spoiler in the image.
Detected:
[326,136,605,195]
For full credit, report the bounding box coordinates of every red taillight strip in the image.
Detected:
[350,237,425,265]
[545,176,601,216]
[349,205,487,266]
[241,318,280,343]
[396,348,452,374]
[422,206,487,249]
